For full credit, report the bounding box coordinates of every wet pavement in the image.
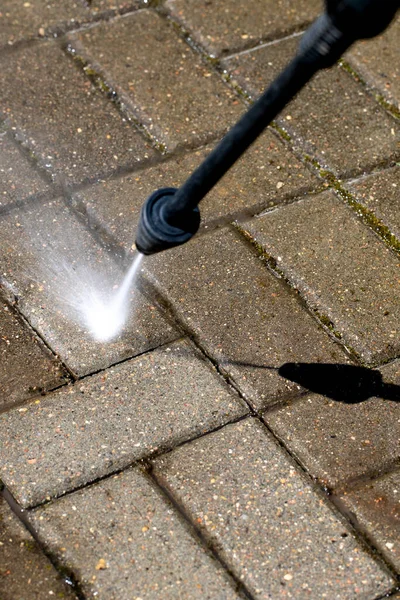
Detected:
[0,1,399,599]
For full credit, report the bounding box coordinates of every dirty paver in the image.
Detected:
[166,0,321,57]
[224,36,400,177]
[338,468,400,571]
[0,0,400,596]
[68,10,244,151]
[347,18,400,109]
[0,298,68,410]
[87,0,141,15]
[30,467,243,600]
[265,360,400,488]
[347,165,400,242]
[0,0,90,47]
[0,198,176,377]
[146,227,349,410]
[0,339,247,508]
[152,418,394,599]
[0,131,49,207]
[244,191,400,365]
[0,41,154,185]
[0,495,77,599]
[72,130,317,249]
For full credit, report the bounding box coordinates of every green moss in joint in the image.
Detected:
[270,122,291,142]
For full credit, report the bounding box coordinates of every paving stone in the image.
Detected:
[30,467,243,600]
[166,0,321,57]
[0,339,247,507]
[69,10,243,151]
[0,298,68,410]
[338,469,400,573]
[244,191,400,364]
[0,496,76,599]
[145,227,349,410]
[0,130,49,207]
[0,41,154,185]
[74,132,317,249]
[265,360,400,488]
[224,36,400,177]
[0,198,176,377]
[347,18,400,110]
[88,0,141,14]
[0,0,90,46]
[347,165,400,241]
[152,418,394,599]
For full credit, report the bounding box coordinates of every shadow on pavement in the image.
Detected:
[278,363,400,404]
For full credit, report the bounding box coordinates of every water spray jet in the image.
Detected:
[135,0,399,256]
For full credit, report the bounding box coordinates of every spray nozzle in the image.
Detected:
[135,187,200,255]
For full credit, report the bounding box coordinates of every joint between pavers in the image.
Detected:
[339,60,400,122]
[302,155,400,258]
[18,413,251,513]
[232,221,363,365]
[256,415,400,584]
[1,485,86,600]
[145,458,256,600]
[328,491,400,583]
[334,460,400,496]
[61,35,168,156]
[139,275,260,414]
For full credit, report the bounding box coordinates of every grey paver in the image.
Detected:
[224,36,400,176]
[0,298,68,409]
[0,41,154,185]
[347,18,400,109]
[145,227,349,410]
[0,495,76,599]
[166,0,321,57]
[30,467,243,600]
[88,0,141,14]
[265,360,400,488]
[73,131,317,249]
[0,198,176,377]
[0,339,247,507]
[68,10,244,151]
[347,166,400,241]
[0,131,49,207]
[338,468,400,571]
[244,191,400,364]
[0,0,90,47]
[152,418,394,599]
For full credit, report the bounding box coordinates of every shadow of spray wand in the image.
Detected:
[135,0,399,256]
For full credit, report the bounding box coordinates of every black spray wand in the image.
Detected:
[135,0,399,256]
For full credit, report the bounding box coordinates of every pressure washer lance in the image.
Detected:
[135,0,399,256]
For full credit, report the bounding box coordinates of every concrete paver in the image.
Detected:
[0,339,247,508]
[73,130,317,249]
[0,0,90,47]
[68,10,244,151]
[338,468,400,572]
[347,18,400,109]
[0,41,154,185]
[0,495,76,599]
[0,298,68,410]
[244,192,400,365]
[0,198,176,377]
[348,166,400,242]
[30,467,243,600]
[153,418,394,599]
[88,0,140,14]
[146,227,349,410]
[166,0,321,57]
[265,360,400,488]
[0,131,49,207]
[224,36,400,176]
